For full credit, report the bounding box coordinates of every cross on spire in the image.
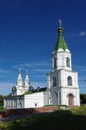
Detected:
[58,19,62,27]
[26,69,28,75]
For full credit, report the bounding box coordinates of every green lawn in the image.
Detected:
[0,106,86,130]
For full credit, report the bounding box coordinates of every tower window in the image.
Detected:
[54,58,57,69]
[53,77,57,87]
[68,76,72,86]
[66,57,70,67]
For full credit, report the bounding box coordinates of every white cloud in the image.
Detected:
[79,31,86,36]
[13,62,50,67]
[13,64,32,69]
[34,68,50,72]
[34,63,50,66]
[13,61,50,70]
[0,82,14,95]
[0,68,9,74]
[35,75,47,78]
[31,81,47,88]
[74,65,86,72]
[0,68,12,78]
[19,64,32,67]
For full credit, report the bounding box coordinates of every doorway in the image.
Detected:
[68,93,74,106]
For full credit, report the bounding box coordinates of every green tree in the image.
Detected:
[80,94,86,104]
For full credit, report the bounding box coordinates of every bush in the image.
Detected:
[71,105,86,115]
[0,106,5,112]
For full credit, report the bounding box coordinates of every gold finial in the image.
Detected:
[58,19,62,27]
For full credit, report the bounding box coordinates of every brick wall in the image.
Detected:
[0,112,5,119]
[5,106,58,115]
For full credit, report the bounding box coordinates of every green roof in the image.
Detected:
[55,27,68,50]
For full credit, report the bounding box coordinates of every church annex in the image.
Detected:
[4,21,80,109]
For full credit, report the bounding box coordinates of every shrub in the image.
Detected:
[71,105,86,115]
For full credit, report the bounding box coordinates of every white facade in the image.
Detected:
[12,69,30,96]
[4,92,49,109]
[24,92,48,108]
[4,22,80,109]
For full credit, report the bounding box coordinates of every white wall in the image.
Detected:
[60,69,79,88]
[61,88,80,106]
[24,92,45,108]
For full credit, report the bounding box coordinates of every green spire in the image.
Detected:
[55,20,68,51]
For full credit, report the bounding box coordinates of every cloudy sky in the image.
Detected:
[0,0,86,95]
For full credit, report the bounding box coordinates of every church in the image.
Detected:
[4,21,80,109]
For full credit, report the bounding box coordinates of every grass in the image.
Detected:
[0,106,86,130]
[71,105,86,115]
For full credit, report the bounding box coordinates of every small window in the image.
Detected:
[54,58,57,69]
[35,103,37,107]
[66,57,70,67]
[53,77,57,86]
[68,76,72,86]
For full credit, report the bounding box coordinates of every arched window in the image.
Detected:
[68,76,72,86]
[66,57,70,67]
[53,77,57,87]
[54,58,57,69]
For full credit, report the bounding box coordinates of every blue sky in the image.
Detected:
[0,0,86,95]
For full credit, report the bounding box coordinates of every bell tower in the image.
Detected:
[47,20,80,106]
[52,20,72,71]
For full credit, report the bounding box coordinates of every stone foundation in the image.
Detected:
[5,106,57,115]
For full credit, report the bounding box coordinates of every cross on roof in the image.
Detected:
[58,19,62,27]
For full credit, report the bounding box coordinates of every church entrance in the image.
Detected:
[68,94,74,106]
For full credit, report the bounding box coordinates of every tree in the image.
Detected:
[0,95,4,106]
[37,86,40,92]
[29,86,34,91]
[80,94,86,104]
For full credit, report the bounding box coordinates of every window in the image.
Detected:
[54,58,57,69]
[66,57,70,67]
[35,103,37,107]
[68,76,72,86]
[53,77,57,86]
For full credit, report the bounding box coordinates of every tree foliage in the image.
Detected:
[80,93,86,104]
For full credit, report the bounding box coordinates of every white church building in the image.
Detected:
[4,21,80,109]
